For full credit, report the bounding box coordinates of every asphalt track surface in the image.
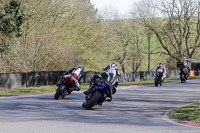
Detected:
[0,79,200,133]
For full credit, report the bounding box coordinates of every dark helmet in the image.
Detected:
[100,72,108,81]
[77,65,84,70]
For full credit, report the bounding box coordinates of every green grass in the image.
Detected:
[170,102,200,124]
[0,85,89,97]
[0,76,199,97]
[0,86,56,97]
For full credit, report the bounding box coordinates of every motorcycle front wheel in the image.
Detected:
[155,78,159,87]
[83,91,102,110]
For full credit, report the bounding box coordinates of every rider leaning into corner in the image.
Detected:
[154,62,167,81]
[83,62,120,101]
[103,62,120,94]
[180,62,190,79]
[62,65,84,91]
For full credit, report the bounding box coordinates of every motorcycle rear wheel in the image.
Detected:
[54,84,66,100]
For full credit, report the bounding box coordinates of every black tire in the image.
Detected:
[183,76,186,83]
[84,91,102,110]
[155,78,158,87]
[54,84,66,100]
[82,102,85,108]
[159,77,162,86]
[180,74,184,83]
[112,87,117,94]
[61,95,65,99]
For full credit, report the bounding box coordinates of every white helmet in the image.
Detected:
[183,62,187,66]
[111,62,117,68]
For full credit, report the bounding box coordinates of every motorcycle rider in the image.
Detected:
[154,62,167,81]
[62,65,84,91]
[103,62,120,94]
[180,62,190,80]
[83,62,120,101]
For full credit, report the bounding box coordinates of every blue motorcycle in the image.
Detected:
[82,80,112,109]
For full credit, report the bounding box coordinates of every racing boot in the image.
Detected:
[112,81,118,95]
[73,86,80,91]
[106,96,112,102]
[83,87,92,95]
[83,81,95,95]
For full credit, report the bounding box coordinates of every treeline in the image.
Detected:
[0,0,200,73]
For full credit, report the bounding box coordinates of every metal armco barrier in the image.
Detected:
[0,70,199,89]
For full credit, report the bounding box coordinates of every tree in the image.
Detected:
[129,22,143,72]
[62,0,105,71]
[0,0,24,53]
[113,22,131,73]
[134,0,200,69]
[0,0,105,72]
[131,0,162,71]
[106,20,143,73]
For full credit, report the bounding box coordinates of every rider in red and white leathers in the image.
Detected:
[63,65,84,91]
[154,63,167,81]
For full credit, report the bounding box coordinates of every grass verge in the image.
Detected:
[169,102,200,124]
[0,76,199,97]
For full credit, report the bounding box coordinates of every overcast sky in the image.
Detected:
[90,0,138,16]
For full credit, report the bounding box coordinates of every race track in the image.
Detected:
[0,79,200,133]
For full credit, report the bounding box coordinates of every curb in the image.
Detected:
[163,107,200,128]
[181,121,200,127]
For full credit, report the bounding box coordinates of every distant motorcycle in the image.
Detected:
[154,71,163,87]
[180,68,188,83]
[54,76,78,100]
[82,80,112,109]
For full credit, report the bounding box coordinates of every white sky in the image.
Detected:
[90,0,138,16]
